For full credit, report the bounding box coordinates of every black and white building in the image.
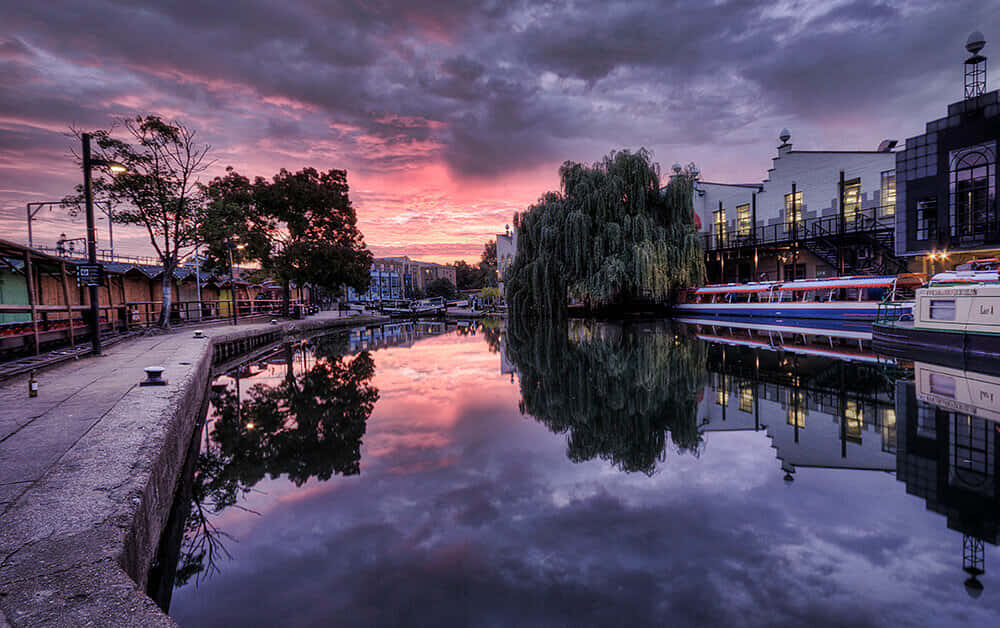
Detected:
[896,32,1000,273]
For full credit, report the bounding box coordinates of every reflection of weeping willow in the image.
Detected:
[506,317,707,474]
[176,337,378,587]
[505,150,704,319]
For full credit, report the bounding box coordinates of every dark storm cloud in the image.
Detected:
[1,0,997,186]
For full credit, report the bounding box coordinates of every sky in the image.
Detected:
[1,0,998,264]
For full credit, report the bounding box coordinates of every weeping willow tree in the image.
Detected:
[505,149,704,318]
[505,317,707,475]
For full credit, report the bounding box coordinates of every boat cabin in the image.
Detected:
[682,275,925,305]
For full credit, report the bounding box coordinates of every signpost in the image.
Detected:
[77,264,105,287]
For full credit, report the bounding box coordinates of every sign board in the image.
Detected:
[77,264,105,287]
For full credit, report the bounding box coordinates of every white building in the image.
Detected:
[686,130,900,282]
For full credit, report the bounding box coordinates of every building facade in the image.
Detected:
[895,83,999,271]
[691,131,900,283]
[496,226,517,293]
[346,256,457,301]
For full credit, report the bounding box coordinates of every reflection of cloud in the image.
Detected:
[172,330,1000,626]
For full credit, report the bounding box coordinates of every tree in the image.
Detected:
[425,277,458,299]
[199,167,273,276]
[478,240,497,287]
[505,149,704,320]
[71,115,211,327]
[202,167,373,315]
[453,260,480,291]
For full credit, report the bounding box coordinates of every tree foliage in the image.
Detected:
[425,277,458,299]
[201,166,374,308]
[505,317,707,474]
[453,240,499,290]
[505,149,704,319]
[70,115,211,326]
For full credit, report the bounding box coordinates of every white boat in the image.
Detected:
[675,274,924,322]
[874,259,1000,362]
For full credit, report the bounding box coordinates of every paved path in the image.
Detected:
[0,311,381,626]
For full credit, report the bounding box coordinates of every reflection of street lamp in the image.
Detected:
[81,132,126,355]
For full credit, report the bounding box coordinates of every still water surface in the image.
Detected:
[167,320,1000,626]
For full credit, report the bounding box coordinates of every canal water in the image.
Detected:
[164,319,1000,626]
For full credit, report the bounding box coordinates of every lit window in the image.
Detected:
[881,170,896,217]
[843,178,860,224]
[845,401,863,443]
[787,391,805,427]
[716,386,729,406]
[713,207,726,246]
[784,192,803,229]
[739,385,753,412]
[737,204,751,237]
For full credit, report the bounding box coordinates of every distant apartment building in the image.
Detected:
[689,130,900,283]
[894,34,999,273]
[346,256,456,301]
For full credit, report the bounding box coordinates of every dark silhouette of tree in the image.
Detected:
[175,336,378,585]
[200,167,373,314]
[505,149,704,319]
[505,317,706,474]
[425,277,458,299]
[68,115,211,327]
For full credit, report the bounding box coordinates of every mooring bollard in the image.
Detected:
[139,366,168,386]
[193,330,205,338]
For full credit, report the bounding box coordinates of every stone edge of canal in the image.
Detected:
[0,314,388,627]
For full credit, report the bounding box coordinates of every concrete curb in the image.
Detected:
[0,314,387,626]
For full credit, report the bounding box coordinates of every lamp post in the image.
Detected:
[81,133,125,355]
[226,236,245,325]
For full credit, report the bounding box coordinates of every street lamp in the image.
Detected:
[226,236,245,325]
[81,132,126,355]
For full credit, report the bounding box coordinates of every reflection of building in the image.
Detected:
[346,321,449,352]
[896,361,1000,595]
[895,35,1000,274]
[699,340,899,480]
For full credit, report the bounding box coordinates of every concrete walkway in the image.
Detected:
[0,311,385,626]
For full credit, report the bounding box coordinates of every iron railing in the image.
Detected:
[704,205,896,252]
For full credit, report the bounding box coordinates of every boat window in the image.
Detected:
[928,373,957,398]
[928,299,956,320]
[844,288,859,301]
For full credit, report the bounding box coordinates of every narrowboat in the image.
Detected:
[675,274,924,322]
[873,260,1000,363]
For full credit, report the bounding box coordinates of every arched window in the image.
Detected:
[949,142,996,240]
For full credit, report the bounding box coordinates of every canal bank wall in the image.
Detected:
[0,313,388,626]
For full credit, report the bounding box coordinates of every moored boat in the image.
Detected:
[675,274,924,322]
[873,260,1000,363]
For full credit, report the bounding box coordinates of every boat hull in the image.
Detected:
[674,302,892,321]
[873,321,1000,374]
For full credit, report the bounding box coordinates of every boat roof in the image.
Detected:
[694,282,778,294]
[777,275,920,291]
[929,270,1000,284]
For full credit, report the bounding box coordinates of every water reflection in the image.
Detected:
[165,320,1000,625]
[177,332,379,587]
[896,363,1000,596]
[505,317,707,474]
